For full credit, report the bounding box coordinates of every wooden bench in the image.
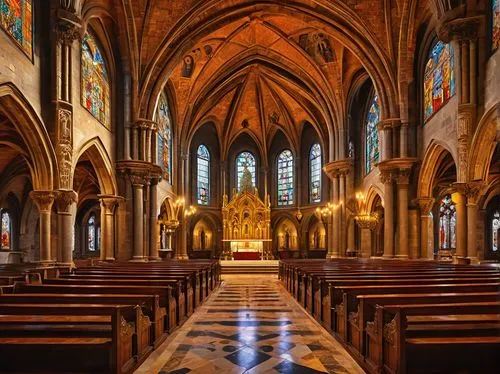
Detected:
[0,303,141,374]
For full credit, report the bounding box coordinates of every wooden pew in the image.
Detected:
[16,283,178,333]
[0,293,165,349]
[0,303,141,374]
[366,302,500,374]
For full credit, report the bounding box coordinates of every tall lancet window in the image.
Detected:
[309,143,322,203]
[424,40,455,122]
[197,145,210,205]
[156,93,172,183]
[81,30,111,127]
[1,211,11,250]
[365,93,380,173]
[277,150,294,206]
[0,0,33,57]
[492,211,500,252]
[236,151,256,191]
[87,214,100,252]
[439,195,456,251]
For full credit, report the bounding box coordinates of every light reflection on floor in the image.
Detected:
[135,274,365,374]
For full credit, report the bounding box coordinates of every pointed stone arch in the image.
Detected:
[418,141,457,199]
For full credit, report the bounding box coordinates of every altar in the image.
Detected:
[221,165,272,260]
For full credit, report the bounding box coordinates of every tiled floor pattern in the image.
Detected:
[135,275,365,374]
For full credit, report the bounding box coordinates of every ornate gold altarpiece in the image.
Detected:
[221,186,272,260]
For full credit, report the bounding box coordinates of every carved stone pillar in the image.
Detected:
[99,196,120,261]
[417,198,435,259]
[453,187,467,258]
[380,170,394,258]
[30,191,56,264]
[396,169,410,258]
[129,175,147,261]
[465,182,484,262]
[330,174,339,258]
[56,190,78,265]
[339,172,346,256]
[149,178,160,260]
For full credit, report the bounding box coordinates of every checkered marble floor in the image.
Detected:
[135,275,365,374]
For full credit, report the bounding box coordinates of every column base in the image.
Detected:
[466,256,479,264]
[56,261,75,268]
[382,254,394,259]
[176,255,189,260]
[105,257,115,262]
[37,260,56,266]
[148,256,162,262]
[327,252,341,259]
[129,257,147,262]
[394,254,409,259]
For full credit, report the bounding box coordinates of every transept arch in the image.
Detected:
[418,141,457,199]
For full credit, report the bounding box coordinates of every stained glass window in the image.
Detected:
[424,40,456,122]
[156,93,172,183]
[277,150,294,206]
[1,211,11,250]
[236,151,256,191]
[493,0,500,51]
[366,93,380,173]
[439,195,456,251]
[87,214,96,251]
[81,31,110,127]
[197,145,210,205]
[310,143,321,203]
[492,211,499,252]
[0,0,32,57]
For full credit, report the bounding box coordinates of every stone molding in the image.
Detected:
[29,191,56,212]
[56,108,73,190]
[437,15,484,42]
[98,195,123,213]
[377,118,401,132]
[116,160,162,187]
[56,190,78,213]
[133,119,158,132]
[323,159,354,180]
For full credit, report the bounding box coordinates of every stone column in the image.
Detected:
[130,176,146,261]
[56,190,78,266]
[339,172,346,256]
[380,170,394,258]
[330,174,339,258]
[396,169,410,258]
[466,182,483,262]
[454,190,467,258]
[30,191,55,264]
[99,196,120,261]
[417,198,435,259]
[149,179,160,260]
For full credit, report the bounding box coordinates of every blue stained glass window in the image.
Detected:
[439,195,456,251]
[366,94,380,173]
[424,40,455,122]
[236,151,256,191]
[1,211,11,250]
[277,150,294,206]
[197,145,210,205]
[156,93,172,183]
[81,31,111,127]
[0,0,32,57]
[310,144,321,203]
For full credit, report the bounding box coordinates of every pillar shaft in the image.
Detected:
[467,202,478,260]
[454,192,467,258]
[99,196,120,261]
[396,172,410,258]
[330,175,339,258]
[339,173,346,256]
[29,191,55,264]
[382,172,394,258]
[56,190,78,266]
[149,181,159,260]
[418,198,435,259]
[132,183,145,260]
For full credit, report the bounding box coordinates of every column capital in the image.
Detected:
[30,191,56,212]
[323,159,353,180]
[464,181,486,205]
[437,15,484,43]
[417,198,435,215]
[133,118,158,131]
[379,169,394,184]
[54,17,82,45]
[56,190,78,213]
[396,168,411,185]
[98,195,123,213]
[377,118,401,132]
[116,160,162,185]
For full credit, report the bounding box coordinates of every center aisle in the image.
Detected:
[136,275,364,374]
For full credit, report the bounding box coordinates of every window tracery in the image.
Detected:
[366,93,380,173]
[156,93,172,183]
[1,211,11,250]
[277,150,294,206]
[236,152,256,191]
[310,144,321,203]
[439,195,456,251]
[424,40,456,122]
[197,145,210,205]
[81,30,110,127]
